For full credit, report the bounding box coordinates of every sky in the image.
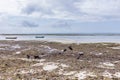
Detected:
[0,0,120,34]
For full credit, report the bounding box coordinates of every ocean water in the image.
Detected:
[1,35,120,43]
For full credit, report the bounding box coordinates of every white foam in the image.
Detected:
[43,39,76,44]
[41,38,120,44]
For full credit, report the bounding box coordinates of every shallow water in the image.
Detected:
[1,35,120,43]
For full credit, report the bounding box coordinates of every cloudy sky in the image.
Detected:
[0,0,120,34]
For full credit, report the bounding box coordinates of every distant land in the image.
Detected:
[1,33,120,36]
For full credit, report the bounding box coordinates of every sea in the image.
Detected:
[1,34,120,43]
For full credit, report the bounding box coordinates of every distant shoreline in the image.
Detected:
[1,33,120,36]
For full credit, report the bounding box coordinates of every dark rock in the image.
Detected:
[59,52,62,54]
[77,52,84,59]
[68,46,73,50]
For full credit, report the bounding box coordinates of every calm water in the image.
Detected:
[1,35,120,43]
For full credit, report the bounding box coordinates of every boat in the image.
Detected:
[35,36,45,38]
[5,37,17,39]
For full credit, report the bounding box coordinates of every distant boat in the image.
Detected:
[5,37,17,39]
[35,36,44,38]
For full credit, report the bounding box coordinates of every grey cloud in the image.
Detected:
[21,0,105,21]
[75,0,120,16]
[21,0,82,17]
[22,20,39,27]
[52,0,81,14]
[22,4,40,14]
[1,0,120,27]
[22,4,53,15]
[0,13,2,16]
[51,20,71,28]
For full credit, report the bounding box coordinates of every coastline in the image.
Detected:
[18,39,120,44]
[2,38,120,44]
[41,39,120,44]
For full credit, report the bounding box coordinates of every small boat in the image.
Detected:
[5,37,17,39]
[35,36,44,38]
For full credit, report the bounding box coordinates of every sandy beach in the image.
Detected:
[0,40,120,80]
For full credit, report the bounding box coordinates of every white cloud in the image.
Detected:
[0,0,21,15]
[0,0,120,21]
[75,0,120,16]
[19,0,120,21]
[0,0,120,34]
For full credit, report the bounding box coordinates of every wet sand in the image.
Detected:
[0,40,120,80]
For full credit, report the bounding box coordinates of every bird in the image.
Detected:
[68,46,73,51]
[34,55,41,59]
[26,55,30,59]
[63,49,67,52]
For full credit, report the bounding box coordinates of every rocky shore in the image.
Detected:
[0,40,120,80]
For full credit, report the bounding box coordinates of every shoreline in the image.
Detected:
[41,39,120,44]
[1,39,120,44]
